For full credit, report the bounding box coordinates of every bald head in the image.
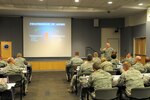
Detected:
[135,56,141,62]
[7,57,15,64]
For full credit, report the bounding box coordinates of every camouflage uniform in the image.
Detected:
[144,62,150,72]
[93,57,101,64]
[0,60,7,68]
[100,61,113,71]
[88,69,112,90]
[133,62,146,73]
[111,59,119,69]
[78,61,94,76]
[67,56,83,67]
[101,47,114,61]
[15,57,27,68]
[118,67,144,96]
[122,57,135,65]
[0,83,7,92]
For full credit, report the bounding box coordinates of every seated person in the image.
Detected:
[66,52,83,81]
[15,53,27,68]
[100,57,113,71]
[132,56,146,73]
[68,54,93,93]
[92,52,101,63]
[111,53,119,69]
[87,62,113,98]
[0,57,28,94]
[144,57,150,72]
[0,56,7,68]
[122,53,134,65]
[118,61,145,98]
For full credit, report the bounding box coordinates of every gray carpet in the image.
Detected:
[22,71,79,100]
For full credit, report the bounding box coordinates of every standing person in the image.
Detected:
[133,56,146,73]
[66,52,83,81]
[92,52,101,64]
[101,42,114,61]
[118,61,145,99]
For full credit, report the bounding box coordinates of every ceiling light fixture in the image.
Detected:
[75,0,79,3]
[108,1,113,4]
[138,3,143,6]
[39,0,44,1]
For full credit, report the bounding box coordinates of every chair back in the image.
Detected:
[94,87,118,100]
[107,70,117,75]
[131,87,150,99]
[7,74,23,83]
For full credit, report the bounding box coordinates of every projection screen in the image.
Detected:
[23,17,71,57]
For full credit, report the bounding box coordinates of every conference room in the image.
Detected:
[0,0,150,100]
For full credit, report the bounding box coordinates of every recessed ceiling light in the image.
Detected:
[108,1,113,4]
[39,0,44,1]
[75,0,79,3]
[138,3,143,6]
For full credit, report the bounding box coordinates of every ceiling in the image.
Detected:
[0,0,149,18]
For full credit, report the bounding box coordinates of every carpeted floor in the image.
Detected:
[20,71,79,100]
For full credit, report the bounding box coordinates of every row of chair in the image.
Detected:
[89,87,150,100]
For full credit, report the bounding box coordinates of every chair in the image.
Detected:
[107,70,117,75]
[129,87,150,100]
[90,87,118,100]
[8,74,24,100]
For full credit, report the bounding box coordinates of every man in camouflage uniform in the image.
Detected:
[111,53,119,70]
[0,57,28,94]
[144,57,150,72]
[68,54,93,93]
[122,53,135,65]
[0,57,7,68]
[87,62,112,98]
[92,52,101,64]
[66,52,83,81]
[118,61,144,98]
[101,42,114,61]
[100,57,113,71]
[15,53,27,68]
[132,56,146,73]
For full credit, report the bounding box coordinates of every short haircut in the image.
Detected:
[93,62,100,70]
[7,57,14,63]
[17,53,22,57]
[146,57,150,62]
[87,54,93,61]
[75,52,79,56]
[93,52,99,57]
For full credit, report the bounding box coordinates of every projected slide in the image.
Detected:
[23,17,71,57]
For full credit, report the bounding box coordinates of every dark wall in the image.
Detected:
[121,24,146,57]
[120,27,133,57]
[0,17,23,57]
[0,17,124,60]
[146,22,150,56]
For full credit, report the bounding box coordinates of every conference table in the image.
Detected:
[79,73,150,87]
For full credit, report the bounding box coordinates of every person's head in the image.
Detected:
[106,42,110,48]
[87,54,93,61]
[126,53,132,58]
[93,52,99,57]
[101,57,107,63]
[7,57,15,64]
[145,57,150,63]
[93,62,101,71]
[17,53,22,58]
[74,52,79,56]
[123,61,131,71]
[135,56,141,63]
